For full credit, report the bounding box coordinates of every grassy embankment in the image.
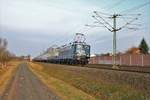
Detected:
[0,61,20,95]
[29,62,96,100]
[29,62,149,100]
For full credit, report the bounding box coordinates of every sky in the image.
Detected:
[0,0,150,57]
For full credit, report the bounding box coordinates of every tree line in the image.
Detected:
[126,38,149,54]
[101,38,149,56]
[0,38,12,68]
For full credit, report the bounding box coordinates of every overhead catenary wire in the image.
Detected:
[85,24,104,28]
[94,11,112,16]
[126,27,139,31]
[86,10,141,68]
[121,17,141,26]
[118,15,141,31]
[120,1,150,13]
[94,11,114,29]
[122,14,141,16]
[92,15,112,32]
[118,17,140,31]
[77,25,94,34]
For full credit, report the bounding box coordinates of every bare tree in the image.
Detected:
[0,37,12,69]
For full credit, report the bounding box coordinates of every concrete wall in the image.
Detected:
[89,54,150,67]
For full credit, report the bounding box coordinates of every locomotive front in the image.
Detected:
[75,43,90,58]
[71,33,90,65]
[72,42,90,65]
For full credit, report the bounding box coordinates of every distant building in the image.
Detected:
[90,54,96,57]
[125,47,140,54]
[20,55,32,61]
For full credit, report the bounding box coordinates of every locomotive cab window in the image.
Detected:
[76,44,86,56]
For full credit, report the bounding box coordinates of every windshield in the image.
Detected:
[76,44,86,56]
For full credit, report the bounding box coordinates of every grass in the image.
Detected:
[29,63,96,100]
[29,62,149,100]
[0,61,20,95]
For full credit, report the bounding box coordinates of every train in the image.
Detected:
[33,33,90,65]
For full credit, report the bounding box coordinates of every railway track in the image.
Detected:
[85,64,150,74]
[35,62,150,74]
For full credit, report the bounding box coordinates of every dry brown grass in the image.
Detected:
[0,61,20,95]
[29,62,96,100]
[29,62,150,100]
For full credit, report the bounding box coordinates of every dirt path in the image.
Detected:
[0,62,59,100]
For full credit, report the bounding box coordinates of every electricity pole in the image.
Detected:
[112,14,117,68]
[86,11,141,68]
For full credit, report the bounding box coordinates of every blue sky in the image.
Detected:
[0,0,150,57]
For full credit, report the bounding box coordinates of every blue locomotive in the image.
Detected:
[34,33,90,65]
